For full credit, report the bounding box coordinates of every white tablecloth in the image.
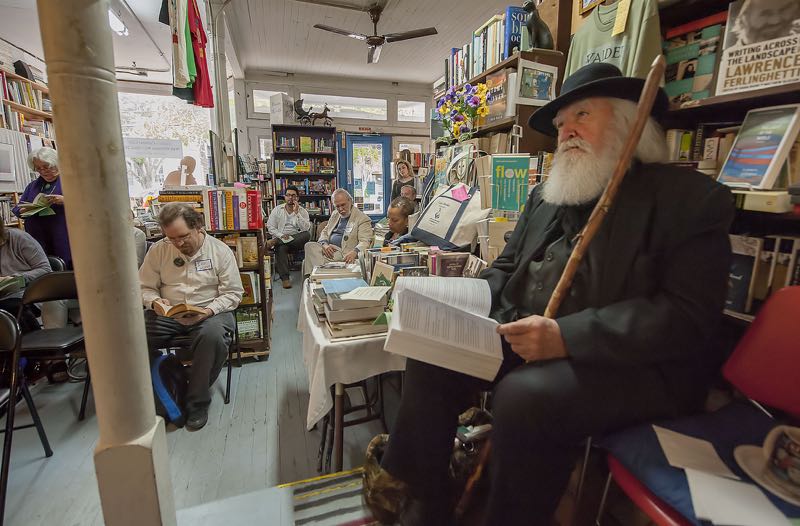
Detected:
[298,281,406,430]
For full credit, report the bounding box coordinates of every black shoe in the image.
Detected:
[186,406,209,431]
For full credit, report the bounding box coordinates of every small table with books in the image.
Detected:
[297,278,405,472]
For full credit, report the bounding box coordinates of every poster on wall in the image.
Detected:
[714,0,800,96]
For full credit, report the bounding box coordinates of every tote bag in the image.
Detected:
[411,182,490,250]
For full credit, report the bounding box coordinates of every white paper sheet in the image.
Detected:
[653,426,738,479]
[340,286,391,301]
[685,469,791,526]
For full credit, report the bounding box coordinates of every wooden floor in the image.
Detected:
[3,270,388,525]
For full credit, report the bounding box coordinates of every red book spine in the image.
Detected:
[207,189,217,230]
[246,190,257,229]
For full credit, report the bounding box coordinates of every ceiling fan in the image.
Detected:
[312,3,437,64]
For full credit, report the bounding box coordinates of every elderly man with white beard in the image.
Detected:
[365,63,735,526]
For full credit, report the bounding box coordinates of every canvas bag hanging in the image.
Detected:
[412,151,491,250]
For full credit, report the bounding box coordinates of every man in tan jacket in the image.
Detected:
[302,189,373,276]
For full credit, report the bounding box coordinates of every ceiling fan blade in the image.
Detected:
[296,0,372,11]
[383,27,437,43]
[313,24,368,41]
[367,45,383,64]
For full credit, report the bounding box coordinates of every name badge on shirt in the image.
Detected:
[345,224,354,234]
[195,259,213,271]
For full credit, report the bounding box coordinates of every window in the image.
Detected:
[301,93,387,121]
[252,89,286,114]
[397,100,426,123]
[259,138,273,160]
[228,89,236,129]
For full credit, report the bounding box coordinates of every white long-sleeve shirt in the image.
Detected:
[266,204,311,238]
[140,233,243,315]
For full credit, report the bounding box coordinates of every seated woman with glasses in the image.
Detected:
[12,147,72,269]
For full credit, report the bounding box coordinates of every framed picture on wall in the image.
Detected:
[0,143,15,183]
[579,0,604,15]
[514,60,559,106]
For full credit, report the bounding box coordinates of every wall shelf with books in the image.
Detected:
[209,229,272,357]
[664,82,800,127]
[269,125,338,228]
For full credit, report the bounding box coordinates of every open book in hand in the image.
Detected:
[17,193,56,218]
[0,276,25,296]
[153,301,207,320]
[384,277,503,381]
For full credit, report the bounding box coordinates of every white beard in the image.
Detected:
[542,137,621,206]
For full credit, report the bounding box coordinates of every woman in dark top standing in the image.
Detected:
[390,160,415,202]
[383,197,415,247]
[12,147,72,268]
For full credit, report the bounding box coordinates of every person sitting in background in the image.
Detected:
[12,147,72,268]
[140,203,243,430]
[399,185,419,213]
[0,216,51,332]
[266,185,311,289]
[391,160,415,201]
[384,197,415,247]
[302,189,373,276]
[131,210,147,267]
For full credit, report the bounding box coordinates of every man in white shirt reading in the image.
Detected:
[266,185,311,289]
[140,203,244,430]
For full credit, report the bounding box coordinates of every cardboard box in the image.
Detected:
[269,93,295,125]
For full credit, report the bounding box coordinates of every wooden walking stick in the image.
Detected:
[455,55,667,519]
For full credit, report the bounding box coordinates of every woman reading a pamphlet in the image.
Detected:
[12,147,72,268]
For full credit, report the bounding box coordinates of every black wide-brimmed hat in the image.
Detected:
[528,62,669,137]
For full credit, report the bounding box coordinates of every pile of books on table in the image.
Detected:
[310,277,391,340]
[364,244,488,286]
[309,261,363,283]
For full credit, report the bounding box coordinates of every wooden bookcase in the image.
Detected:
[270,124,337,223]
[435,50,566,155]
[0,70,54,138]
[656,0,800,328]
[208,229,271,359]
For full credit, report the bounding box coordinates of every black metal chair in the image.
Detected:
[162,323,240,405]
[46,256,65,272]
[17,272,90,420]
[0,309,52,526]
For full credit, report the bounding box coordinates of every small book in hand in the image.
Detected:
[17,193,56,218]
[153,301,207,320]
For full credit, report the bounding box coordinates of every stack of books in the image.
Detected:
[309,262,362,283]
[311,278,390,340]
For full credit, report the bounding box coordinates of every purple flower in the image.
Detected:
[467,96,480,107]
[436,98,445,109]
[450,109,459,118]
[461,126,471,134]
[454,114,465,122]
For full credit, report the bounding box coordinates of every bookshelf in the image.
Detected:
[653,0,800,329]
[208,229,271,359]
[435,50,566,155]
[0,70,54,139]
[270,124,337,221]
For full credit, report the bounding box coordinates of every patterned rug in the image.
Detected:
[280,467,380,526]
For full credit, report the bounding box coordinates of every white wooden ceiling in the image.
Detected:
[226,0,518,84]
[1,0,520,86]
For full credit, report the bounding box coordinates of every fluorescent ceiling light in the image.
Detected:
[108,9,129,36]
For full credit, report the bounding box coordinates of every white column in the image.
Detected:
[35,1,176,524]
[209,0,234,183]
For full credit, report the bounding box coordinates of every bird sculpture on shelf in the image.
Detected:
[523,0,555,50]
